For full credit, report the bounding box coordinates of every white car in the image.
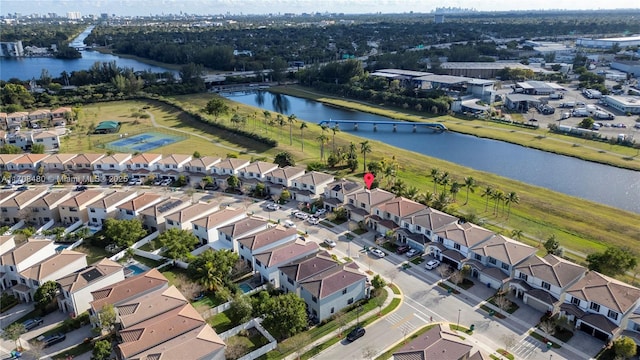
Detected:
[295,212,309,220]
[370,248,385,258]
[266,203,280,211]
[153,179,163,186]
[315,208,327,216]
[425,259,441,270]
[160,179,172,186]
[307,216,320,225]
[323,239,337,248]
[284,220,296,228]
[128,178,143,185]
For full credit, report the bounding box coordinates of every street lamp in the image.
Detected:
[457,309,461,329]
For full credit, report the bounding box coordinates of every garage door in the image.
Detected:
[524,295,549,313]
[579,322,609,341]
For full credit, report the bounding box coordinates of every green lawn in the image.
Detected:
[207,311,235,333]
[74,244,111,265]
[52,341,94,360]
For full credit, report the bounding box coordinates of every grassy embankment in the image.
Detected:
[61,95,640,284]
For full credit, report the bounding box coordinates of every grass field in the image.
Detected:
[57,95,640,284]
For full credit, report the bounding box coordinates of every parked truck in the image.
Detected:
[572,108,589,117]
[594,111,615,120]
[549,93,564,100]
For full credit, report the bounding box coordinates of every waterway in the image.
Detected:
[224,91,640,214]
[0,26,175,81]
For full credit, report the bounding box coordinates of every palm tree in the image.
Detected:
[331,125,340,152]
[262,110,271,133]
[492,189,505,215]
[430,168,440,195]
[449,181,462,202]
[511,229,523,241]
[299,122,308,152]
[360,140,372,173]
[505,191,520,219]
[433,192,451,211]
[404,186,419,200]
[287,114,297,146]
[481,186,494,212]
[417,192,435,206]
[317,134,329,161]
[463,176,477,205]
[276,114,285,140]
[438,172,450,194]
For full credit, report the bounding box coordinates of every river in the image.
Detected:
[0,26,175,81]
[224,91,640,214]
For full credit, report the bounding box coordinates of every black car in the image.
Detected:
[75,185,88,191]
[42,333,66,348]
[346,327,366,342]
[396,245,410,254]
[16,186,29,192]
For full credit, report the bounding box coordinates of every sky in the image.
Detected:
[2,0,640,17]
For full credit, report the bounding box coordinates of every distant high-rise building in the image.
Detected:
[0,41,24,57]
[434,14,445,24]
[67,11,81,20]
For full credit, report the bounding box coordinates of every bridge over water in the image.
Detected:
[318,119,447,132]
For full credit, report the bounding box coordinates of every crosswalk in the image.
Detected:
[385,312,417,335]
[511,337,541,359]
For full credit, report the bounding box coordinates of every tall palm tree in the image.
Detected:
[492,189,505,215]
[430,168,440,195]
[417,192,435,206]
[360,140,372,173]
[299,122,308,152]
[317,134,329,161]
[276,114,285,140]
[481,186,494,212]
[438,171,450,194]
[331,125,340,152]
[449,181,462,202]
[463,176,477,205]
[262,110,271,134]
[505,191,520,219]
[287,114,297,146]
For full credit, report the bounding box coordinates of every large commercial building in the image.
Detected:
[0,41,24,57]
[576,36,640,49]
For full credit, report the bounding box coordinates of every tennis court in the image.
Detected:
[106,132,184,152]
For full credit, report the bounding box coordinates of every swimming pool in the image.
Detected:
[238,283,253,293]
[126,264,146,276]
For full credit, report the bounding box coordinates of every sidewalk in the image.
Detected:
[283,285,399,360]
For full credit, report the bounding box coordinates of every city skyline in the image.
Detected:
[3,0,640,17]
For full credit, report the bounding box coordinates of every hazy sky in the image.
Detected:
[3,0,640,16]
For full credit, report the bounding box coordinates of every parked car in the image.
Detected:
[284,220,296,228]
[396,245,410,254]
[405,249,419,257]
[425,259,441,270]
[128,178,143,186]
[346,327,366,342]
[266,203,280,211]
[22,318,43,331]
[160,178,172,186]
[192,292,206,301]
[323,239,337,248]
[153,179,163,185]
[42,333,66,348]
[307,216,320,225]
[295,212,309,220]
[16,186,29,192]
[74,185,88,191]
[370,248,385,258]
[314,208,327,216]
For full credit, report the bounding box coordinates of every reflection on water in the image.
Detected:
[271,93,290,114]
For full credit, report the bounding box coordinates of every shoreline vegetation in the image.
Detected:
[64,93,640,285]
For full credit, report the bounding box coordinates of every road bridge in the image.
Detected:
[318,119,447,132]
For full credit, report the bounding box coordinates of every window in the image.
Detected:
[347,297,354,304]
[312,296,317,303]
[349,199,355,205]
[416,225,422,232]
[607,310,619,321]
[330,307,334,314]
[342,288,347,295]
[474,254,482,261]
[287,278,294,285]
[90,209,95,213]
[255,260,262,267]
[590,302,601,312]
[519,273,528,281]
[404,223,409,229]
[167,220,174,225]
[488,257,497,265]
[541,282,551,290]
[502,263,510,271]
[454,243,461,251]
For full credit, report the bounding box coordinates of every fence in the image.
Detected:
[132,231,159,249]
[93,127,189,152]
[217,318,277,360]
[64,220,83,234]
[35,219,55,235]
[198,284,268,319]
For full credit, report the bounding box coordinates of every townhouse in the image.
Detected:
[0,187,48,226]
[344,188,396,223]
[116,192,164,221]
[217,217,270,253]
[139,197,191,233]
[290,171,335,203]
[279,252,368,322]
[237,161,279,189]
[191,206,247,248]
[58,189,107,225]
[0,154,23,175]
[51,107,72,123]
[560,271,640,342]
[13,250,87,303]
[237,225,298,268]
[125,153,162,181]
[24,190,75,225]
[31,130,61,151]
[264,165,306,197]
[322,179,362,212]
[56,258,125,316]
[0,239,56,292]
[87,190,139,227]
[6,112,28,129]
[211,158,250,186]
[154,154,192,181]
[6,153,50,180]
[512,254,587,313]
[369,196,426,238]
[0,235,16,257]
[431,222,495,270]
[398,207,459,252]
[165,202,220,231]
[253,239,319,286]
[184,156,221,185]
[467,234,537,290]
[66,153,105,181]
[40,153,78,180]
[93,153,133,181]
[27,109,51,126]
